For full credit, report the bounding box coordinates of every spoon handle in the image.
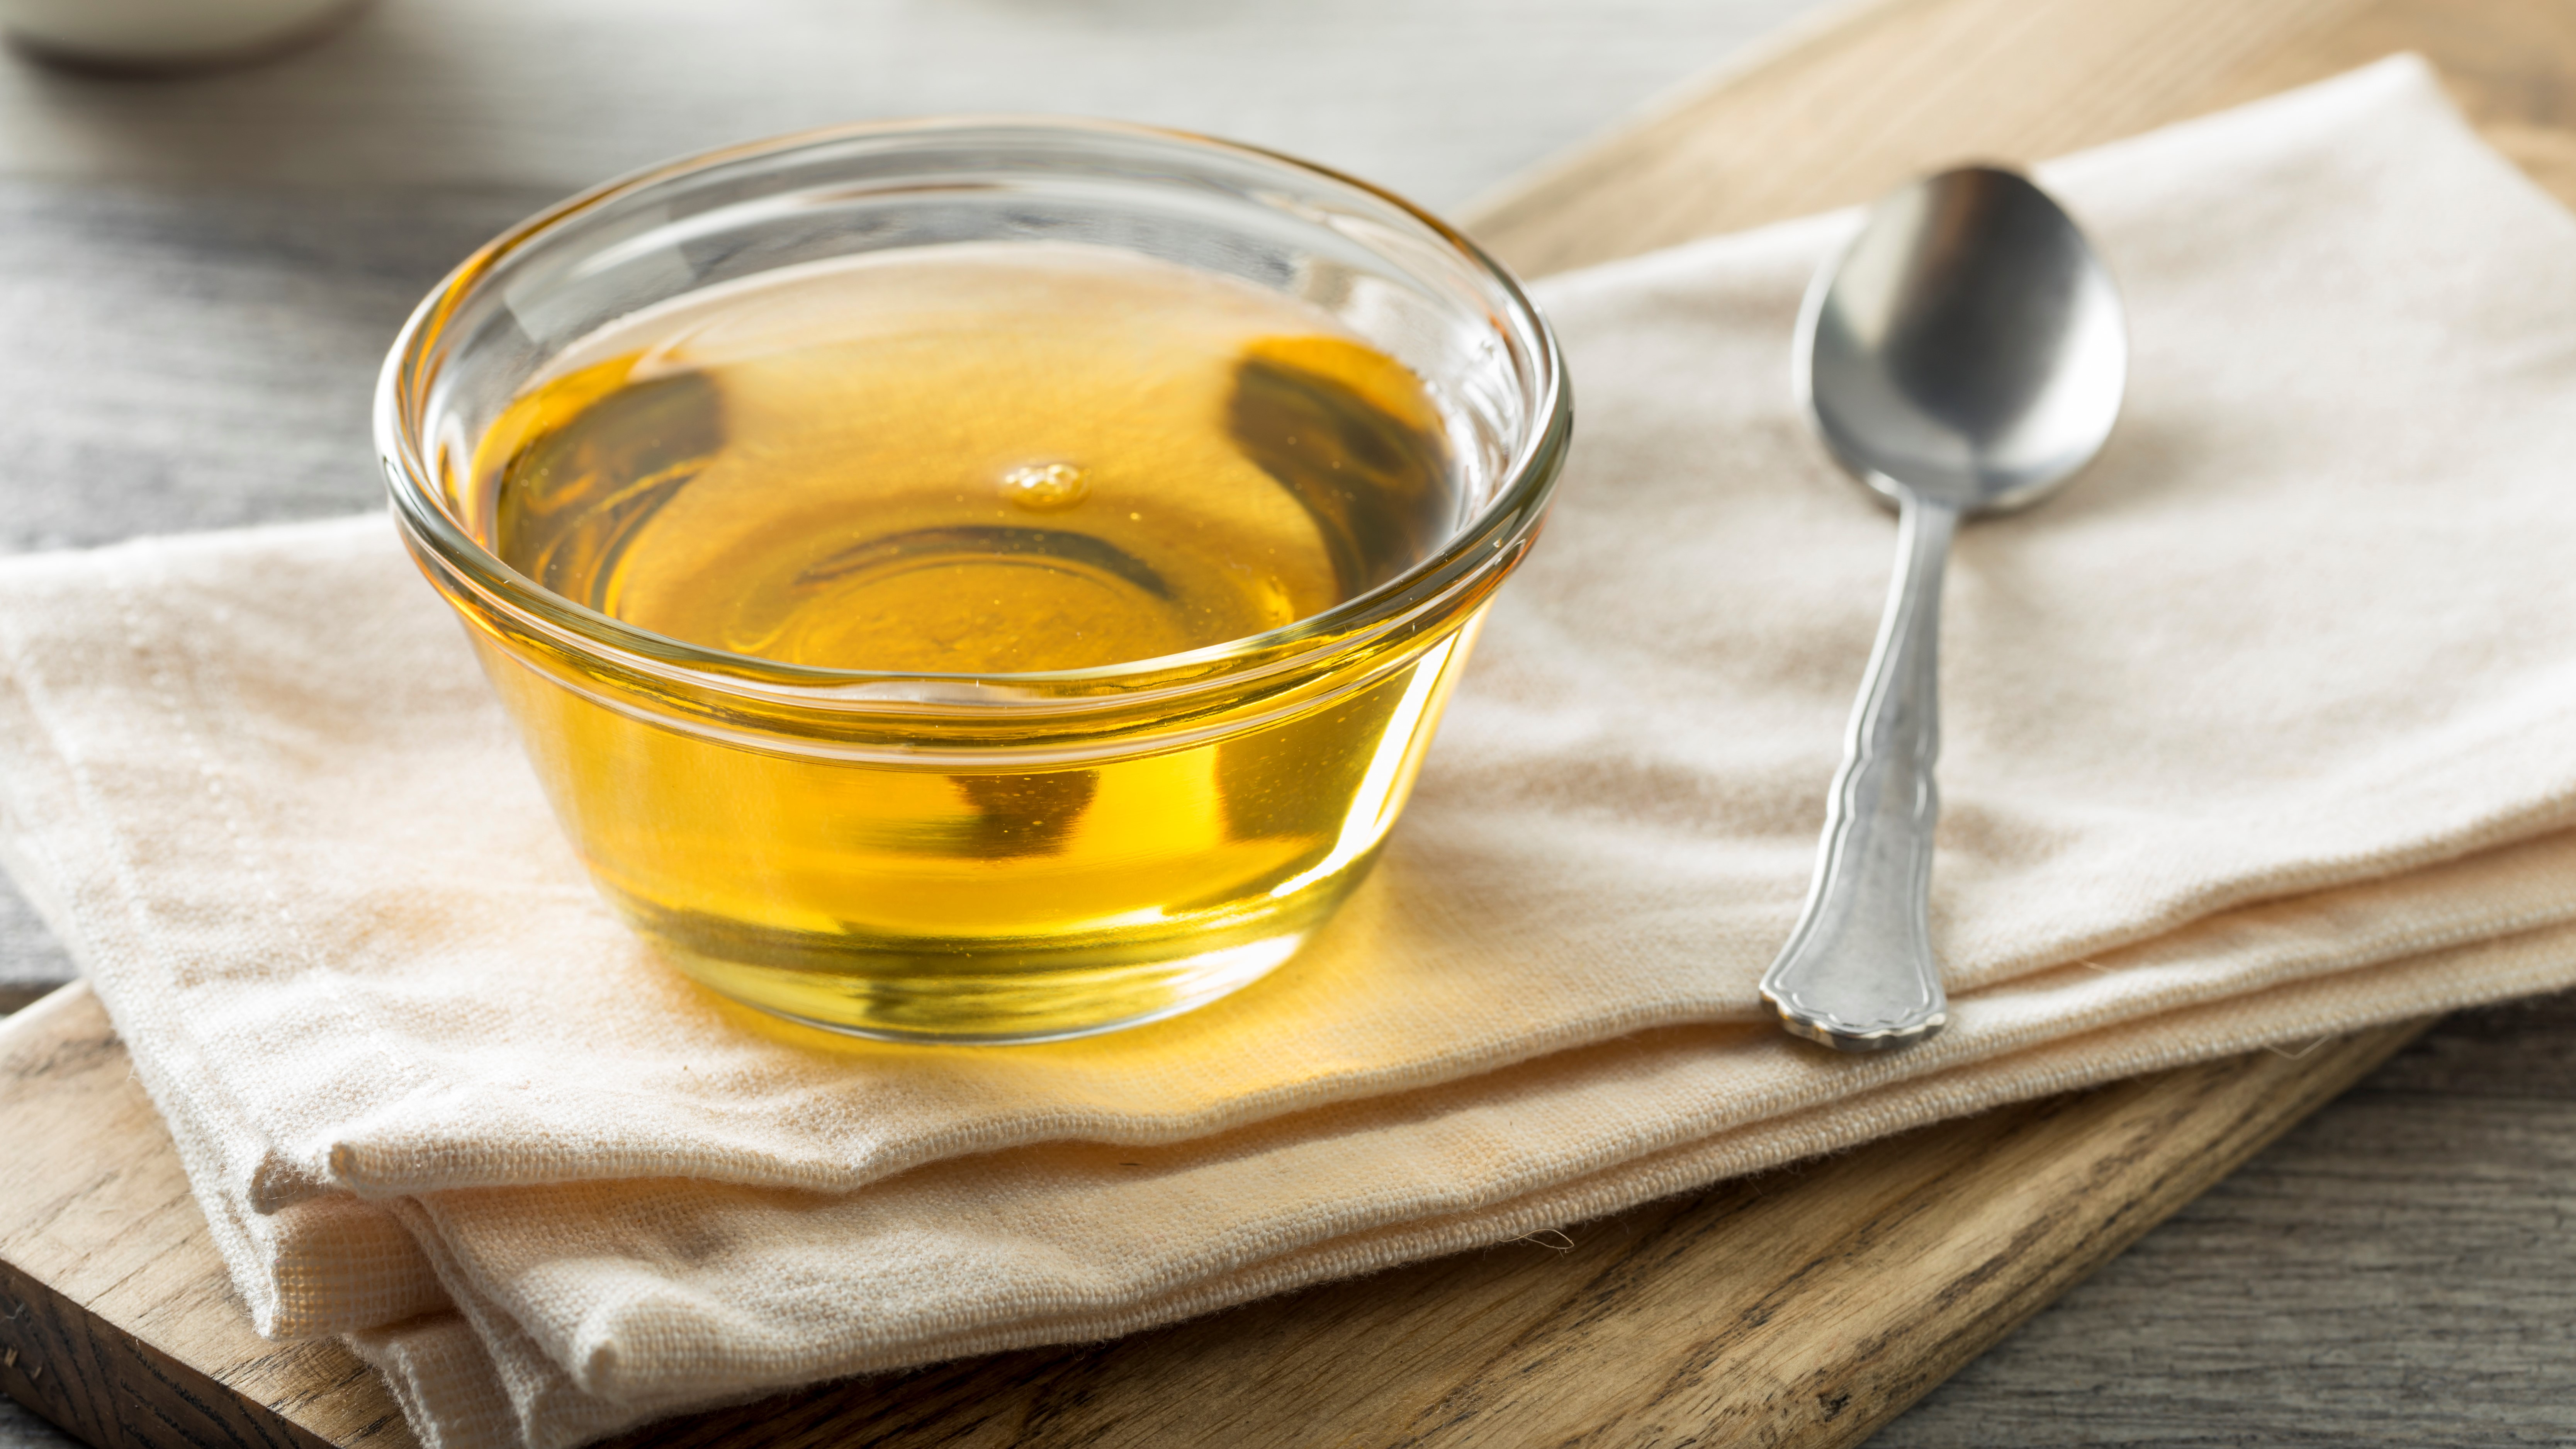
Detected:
[1760,492,1957,1051]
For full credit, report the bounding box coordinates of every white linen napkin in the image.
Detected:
[4,54,2574,1449]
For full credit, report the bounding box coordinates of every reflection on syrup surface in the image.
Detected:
[475,244,1458,673]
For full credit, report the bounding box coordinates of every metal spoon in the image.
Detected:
[1760,166,2126,1052]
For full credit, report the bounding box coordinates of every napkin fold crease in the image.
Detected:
[3,54,2573,1449]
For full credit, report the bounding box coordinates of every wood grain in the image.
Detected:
[0,989,410,1449]
[0,0,1830,202]
[1472,0,2576,276]
[1473,0,2364,275]
[1881,990,2576,1446]
[0,179,554,556]
[6,0,2573,1445]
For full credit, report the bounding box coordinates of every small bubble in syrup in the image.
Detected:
[1001,462,1090,511]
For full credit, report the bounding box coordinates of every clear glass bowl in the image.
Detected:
[378,117,1570,1043]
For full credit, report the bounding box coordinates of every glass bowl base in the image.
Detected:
[632,888,1352,1043]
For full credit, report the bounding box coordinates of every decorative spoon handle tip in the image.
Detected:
[1763,995,1948,1052]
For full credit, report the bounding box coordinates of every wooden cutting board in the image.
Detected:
[6,0,2571,1444]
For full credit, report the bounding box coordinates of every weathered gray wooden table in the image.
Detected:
[0,2,2569,1444]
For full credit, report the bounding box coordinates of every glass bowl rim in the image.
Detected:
[375,112,1572,703]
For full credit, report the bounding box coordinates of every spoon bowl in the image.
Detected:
[1799,166,2126,513]
[1760,166,2126,1052]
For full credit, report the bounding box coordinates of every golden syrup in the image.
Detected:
[459,245,1478,1038]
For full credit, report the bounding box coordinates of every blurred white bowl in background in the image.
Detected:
[0,0,360,72]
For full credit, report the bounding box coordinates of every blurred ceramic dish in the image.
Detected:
[0,0,361,73]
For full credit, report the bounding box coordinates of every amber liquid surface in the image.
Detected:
[463,245,1481,1040]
